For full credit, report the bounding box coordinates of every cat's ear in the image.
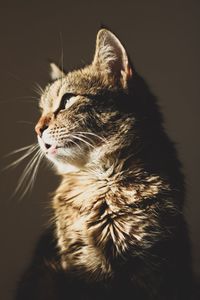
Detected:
[92,29,133,88]
[49,62,65,80]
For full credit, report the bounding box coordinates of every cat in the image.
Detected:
[15,29,194,299]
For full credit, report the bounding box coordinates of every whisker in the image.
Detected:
[33,82,44,96]
[66,138,82,151]
[14,148,41,198]
[4,144,36,158]
[16,149,41,187]
[13,96,38,100]
[74,133,95,144]
[3,144,38,170]
[0,97,38,104]
[6,72,34,93]
[16,121,35,125]
[59,31,64,86]
[25,151,44,197]
[76,131,107,143]
[71,134,95,149]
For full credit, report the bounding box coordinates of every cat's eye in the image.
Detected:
[60,93,75,110]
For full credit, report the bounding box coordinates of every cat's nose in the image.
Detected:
[35,116,51,136]
[35,124,48,136]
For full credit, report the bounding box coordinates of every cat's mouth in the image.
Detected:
[44,143,58,155]
[38,136,61,156]
[37,135,82,157]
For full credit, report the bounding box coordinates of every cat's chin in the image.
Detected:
[53,161,81,174]
[43,151,85,174]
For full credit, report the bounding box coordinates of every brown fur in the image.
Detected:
[15,29,194,300]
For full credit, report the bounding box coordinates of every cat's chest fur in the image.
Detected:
[52,163,165,280]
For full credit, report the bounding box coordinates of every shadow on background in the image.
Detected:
[0,1,199,299]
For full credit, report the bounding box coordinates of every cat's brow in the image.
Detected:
[58,91,114,103]
[81,91,123,101]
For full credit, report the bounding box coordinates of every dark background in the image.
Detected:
[0,1,199,299]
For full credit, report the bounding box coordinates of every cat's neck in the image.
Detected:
[53,150,165,210]
[52,151,166,274]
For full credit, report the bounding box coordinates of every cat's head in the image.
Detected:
[36,29,135,174]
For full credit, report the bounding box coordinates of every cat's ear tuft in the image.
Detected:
[92,29,133,88]
[49,62,65,80]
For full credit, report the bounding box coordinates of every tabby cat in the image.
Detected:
[15,29,193,299]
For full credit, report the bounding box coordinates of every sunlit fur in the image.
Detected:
[15,29,193,300]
